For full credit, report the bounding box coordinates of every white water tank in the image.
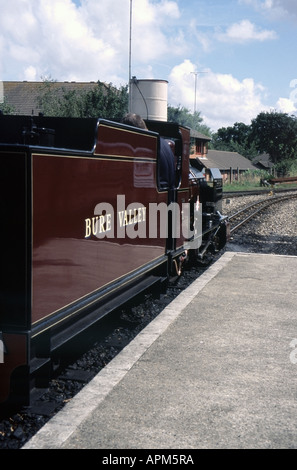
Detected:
[130,79,168,121]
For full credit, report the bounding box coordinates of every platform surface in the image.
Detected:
[23,251,297,449]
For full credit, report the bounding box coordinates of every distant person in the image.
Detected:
[122,113,175,189]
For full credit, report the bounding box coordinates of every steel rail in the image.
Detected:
[229,193,297,234]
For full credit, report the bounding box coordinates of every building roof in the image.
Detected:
[197,149,258,171]
[252,152,274,170]
[1,81,100,115]
[190,129,211,141]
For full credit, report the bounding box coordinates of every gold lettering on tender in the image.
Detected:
[85,218,91,238]
[85,200,148,239]
[124,211,129,226]
[92,216,99,235]
[106,214,112,232]
[138,208,142,223]
[86,205,148,237]
[85,214,114,238]
[118,211,124,228]
[99,215,105,233]
[118,207,146,228]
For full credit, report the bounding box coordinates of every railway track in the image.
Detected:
[228,192,297,234]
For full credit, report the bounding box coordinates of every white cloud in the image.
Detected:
[168,59,198,108]
[77,0,182,80]
[0,0,114,81]
[240,0,297,21]
[168,60,270,130]
[24,66,38,81]
[217,19,277,43]
[276,97,297,114]
[0,0,182,84]
[188,19,212,53]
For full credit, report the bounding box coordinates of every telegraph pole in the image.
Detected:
[191,71,207,114]
[191,72,198,114]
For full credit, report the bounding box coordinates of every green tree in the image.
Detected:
[0,97,15,115]
[167,105,211,136]
[37,80,128,119]
[211,122,258,160]
[250,111,297,163]
[212,122,250,146]
[82,82,128,119]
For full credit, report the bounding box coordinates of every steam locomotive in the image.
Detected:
[0,114,228,405]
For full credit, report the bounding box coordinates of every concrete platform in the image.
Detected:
[23,252,297,449]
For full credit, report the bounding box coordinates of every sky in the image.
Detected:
[1,0,297,131]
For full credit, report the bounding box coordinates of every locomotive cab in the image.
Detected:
[203,167,223,215]
[189,159,222,217]
[189,161,229,257]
